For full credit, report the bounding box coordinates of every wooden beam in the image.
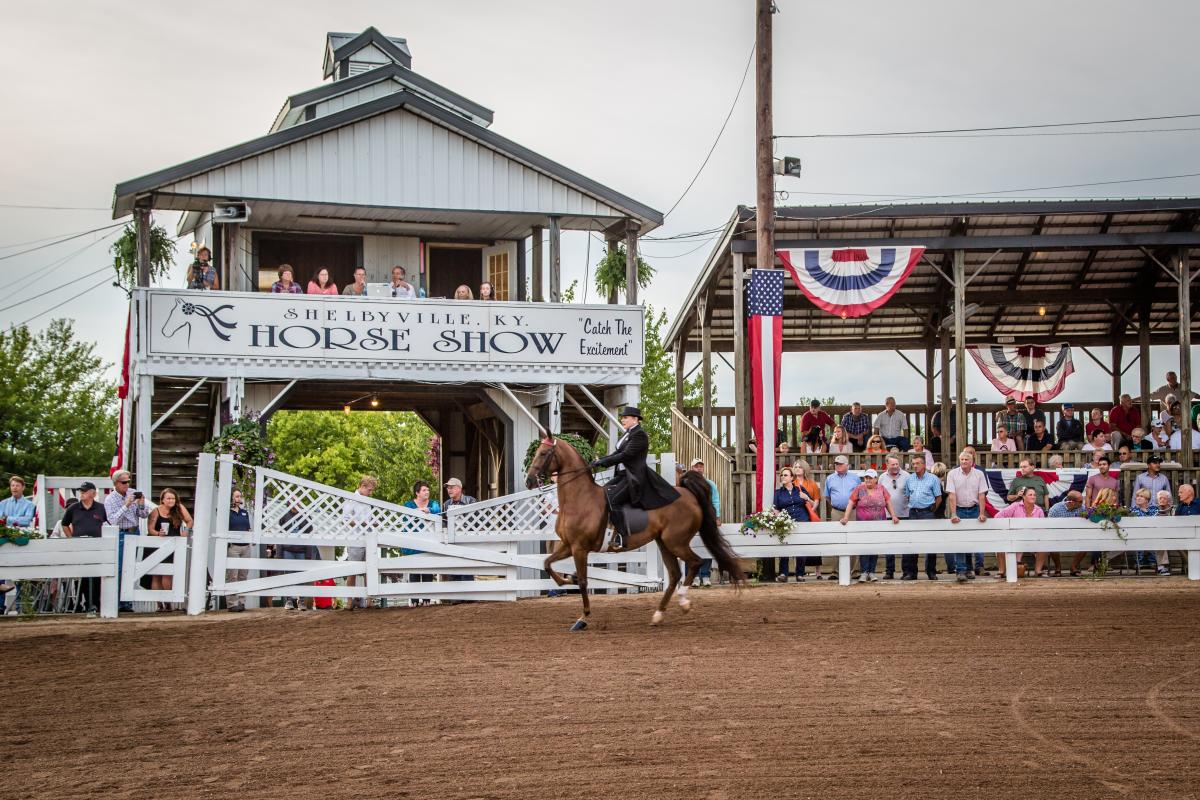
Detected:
[940,327,951,463]
[952,250,968,455]
[732,251,749,465]
[135,208,152,287]
[1178,248,1193,470]
[1139,302,1152,420]
[681,331,1200,353]
[605,237,619,304]
[548,217,561,303]
[674,337,686,410]
[1110,342,1123,406]
[1051,214,1112,337]
[986,215,1044,336]
[625,219,639,305]
[734,230,1200,253]
[530,225,544,303]
[701,293,713,436]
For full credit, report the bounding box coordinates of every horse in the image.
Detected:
[525,435,744,631]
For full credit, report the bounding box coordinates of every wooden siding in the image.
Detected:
[161,106,624,218]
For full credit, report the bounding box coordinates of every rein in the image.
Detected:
[532,443,595,490]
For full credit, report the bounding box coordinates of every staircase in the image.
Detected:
[147,378,215,509]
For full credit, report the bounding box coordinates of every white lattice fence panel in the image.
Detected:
[255,467,440,545]
[447,486,559,539]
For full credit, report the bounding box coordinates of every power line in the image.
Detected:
[774,112,1200,140]
[638,235,721,259]
[662,41,755,219]
[0,222,126,261]
[0,231,120,309]
[0,202,111,211]
[8,274,116,329]
[787,126,1200,140]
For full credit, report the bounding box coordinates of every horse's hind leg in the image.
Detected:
[569,547,591,632]
[543,539,573,586]
[663,534,703,614]
[653,539,681,625]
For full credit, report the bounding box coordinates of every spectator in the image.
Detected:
[946,451,988,583]
[1150,491,1177,577]
[1043,490,1084,576]
[1153,418,1172,449]
[479,281,496,301]
[443,477,476,508]
[403,480,442,605]
[789,459,823,579]
[828,425,854,454]
[1152,371,1181,403]
[1085,407,1112,441]
[147,488,192,609]
[877,455,910,579]
[1048,454,1065,469]
[1168,420,1200,450]
[774,466,813,582]
[61,481,106,613]
[1084,455,1118,510]
[271,264,302,294]
[748,428,787,455]
[865,434,887,454]
[823,455,861,520]
[990,424,1018,453]
[1128,427,1156,451]
[1159,394,1178,427]
[1082,429,1112,453]
[390,266,421,299]
[994,486,1045,578]
[1156,489,1175,516]
[800,400,835,447]
[342,475,378,610]
[453,284,474,300]
[1056,402,1085,450]
[904,454,943,580]
[995,398,1027,442]
[839,469,899,583]
[689,460,720,587]
[276,505,316,610]
[1175,483,1200,516]
[186,246,219,290]
[1129,487,1159,572]
[1108,394,1141,449]
[342,267,368,297]
[1021,396,1047,432]
[930,405,956,455]
[876,397,911,451]
[1025,419,1054,453]
[841,402,872,451]
[1008,460,1050,510]
[225,489,252,613]
[104,470,149,612]
[1115,445,1134,466]
[306,267,338,296]
[798,427,824,454]
[0,475,35,528]
[908,436,935,469]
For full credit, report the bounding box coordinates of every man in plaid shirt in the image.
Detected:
[841,402,872,451]
[994,397,1027,440]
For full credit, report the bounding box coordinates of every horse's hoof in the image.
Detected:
[650,610,664,626]
[569,619,588,632]
[679,596,691,613]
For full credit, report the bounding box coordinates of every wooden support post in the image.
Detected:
[135,208,152,287]
[530,225,544,303]
[754,0,775,284]
[1139,303,1152,424]
[136,374,154,500]
[940,328,951,463]
[1177,248,1193,469]
[674,338,686,410]
[700,294,713,437]
[952,250,968,453]
[925,344,936,439]
[732,251,749,470]
[625,219,639,305]
[606,237,619,304]
[548,216,561,303]
[1111,342,1124,406]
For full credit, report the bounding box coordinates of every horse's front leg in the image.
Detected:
[542,538,573,586]
[569,547,591,631]
[653,539,679,625]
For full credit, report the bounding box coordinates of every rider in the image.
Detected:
[589,406,680,548]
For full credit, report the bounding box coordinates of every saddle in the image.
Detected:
[598,505,649,552]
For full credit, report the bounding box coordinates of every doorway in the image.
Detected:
[427,246,483,299]
[255,234,363,292]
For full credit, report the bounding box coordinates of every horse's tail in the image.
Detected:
[680,471,745,587]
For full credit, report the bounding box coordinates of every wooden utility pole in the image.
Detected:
[135,208,152,287]
[755,0,774,277]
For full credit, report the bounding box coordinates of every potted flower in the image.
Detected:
[740,508,796,544]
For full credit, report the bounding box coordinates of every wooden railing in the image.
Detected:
[782,449,1184,472]
[671,407,737,524]
[684,402,1145,452]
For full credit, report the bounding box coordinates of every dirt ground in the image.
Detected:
[4,578,1199,800]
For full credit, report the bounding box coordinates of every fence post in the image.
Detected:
[1005,553,1018,583]
[100,527,119,618]
[365,529,381,597]
[187,452,217,615]
[838,555,851,586]
[1189,550,1199,581]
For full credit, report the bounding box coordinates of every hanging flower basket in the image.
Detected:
[0,524,41,546]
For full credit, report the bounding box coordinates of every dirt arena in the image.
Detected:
[4,579,1199,800]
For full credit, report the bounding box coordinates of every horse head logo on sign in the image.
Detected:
[160,297,237,346]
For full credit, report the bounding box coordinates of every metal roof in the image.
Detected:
[664,199,1200,353]
[324,28,412,75]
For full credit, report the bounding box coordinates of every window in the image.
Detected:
[487,252,510,300]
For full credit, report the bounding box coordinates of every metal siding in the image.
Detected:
[352,120,371,203]
[477,145,493,207]
[399,112,420,206]
[448,133,465,208]
[362,234,420,282]
[432,124,449,208]
[462,139,480,208]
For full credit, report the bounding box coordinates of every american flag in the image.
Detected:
[748,269,784,511]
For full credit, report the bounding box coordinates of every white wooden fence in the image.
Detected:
[0,529,120,618]
[120,535,188,604]
[697,517,1200,584]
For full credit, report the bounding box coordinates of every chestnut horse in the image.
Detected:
[526,436,744,630]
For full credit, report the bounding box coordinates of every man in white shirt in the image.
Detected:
[945,450,989,583]
[342,475,378,609]
[1168,425,1200,450]
[875,396,910,451]
[1081,429,1113,453]
[876,455,910,579]
[389,266,417,299]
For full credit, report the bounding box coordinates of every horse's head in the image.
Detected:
[525,436,558,490]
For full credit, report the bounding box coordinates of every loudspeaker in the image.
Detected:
[213,202,250,224]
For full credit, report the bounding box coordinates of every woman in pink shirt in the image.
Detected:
[990,424,1018,453]
[994,486,1045,578]
[306,267,338,296]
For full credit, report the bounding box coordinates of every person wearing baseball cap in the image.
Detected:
[996,397,1027,443]
[1056,402,1085,450]
[823,454,861,519]
[61,481,107,614]
[443,477,477,508]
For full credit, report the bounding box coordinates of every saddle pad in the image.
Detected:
[624,507,649,537]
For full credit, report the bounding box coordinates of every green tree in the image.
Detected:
[0,320,116,479]
[267,411,436,505]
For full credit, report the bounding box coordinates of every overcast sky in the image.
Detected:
[2,0,1198,408]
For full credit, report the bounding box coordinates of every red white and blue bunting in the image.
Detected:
[776,246,924,318]
[967,343,1074,403]
[982,468,1100,516]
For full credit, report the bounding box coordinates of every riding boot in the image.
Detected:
[609,506,629,550]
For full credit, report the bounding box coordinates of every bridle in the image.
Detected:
[530,438,593,490]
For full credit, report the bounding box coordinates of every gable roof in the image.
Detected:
[324,27,412,76]
[272,62,494,132]
[112,88,662,229]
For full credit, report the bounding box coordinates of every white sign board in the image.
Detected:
[145,291,644,370]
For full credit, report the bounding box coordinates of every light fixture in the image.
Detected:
[1038,306,1046,316]
[343,404,352,414]
[370,396,380,408]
